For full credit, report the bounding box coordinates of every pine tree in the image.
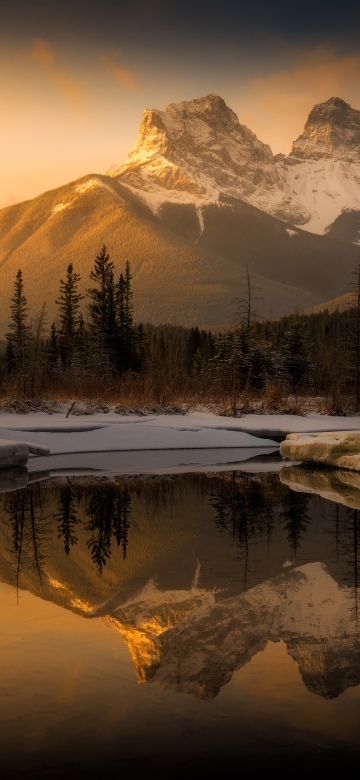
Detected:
[56,484,80,555]
[350,259,360,410]
[6,269,31,394]
[116,261,135,371]
[87,245,116,363]
[55,263,84,368]
[282,313,313,394]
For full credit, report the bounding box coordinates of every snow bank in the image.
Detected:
[280,430,360,470]
[0,438,49,468]
[231,413,360,438]
[0,411,281,475]
[2,411,360,476]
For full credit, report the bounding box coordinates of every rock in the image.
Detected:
[280,430,360,470]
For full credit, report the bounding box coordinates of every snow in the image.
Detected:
[0,438,49,468]
[108,560,356,698]
[280,430,360,470]
[75,178,103,195]
[51,202,69,216]
[0,411,280,475]
[224,413,360,437]
[107,94,360,236]
[276,157,360,234]
[108,95,305,225]
[1,410,360,476]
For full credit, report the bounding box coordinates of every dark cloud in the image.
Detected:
[1,0,359,48]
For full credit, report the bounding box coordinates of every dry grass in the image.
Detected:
[1,371,358,418]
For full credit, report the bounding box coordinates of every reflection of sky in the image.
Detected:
[1,0,360,206]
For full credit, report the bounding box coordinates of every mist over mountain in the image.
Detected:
[0,94,359,330]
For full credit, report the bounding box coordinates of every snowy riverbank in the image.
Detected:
[0,410,360,475]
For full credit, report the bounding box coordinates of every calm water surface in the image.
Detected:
[1,466,360,777]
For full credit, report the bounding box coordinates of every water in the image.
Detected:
[1,466,360,777]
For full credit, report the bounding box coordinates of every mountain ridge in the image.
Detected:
[0,93,359,329]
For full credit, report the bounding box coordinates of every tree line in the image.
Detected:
[3,245,145,396]
[1,246,360,412]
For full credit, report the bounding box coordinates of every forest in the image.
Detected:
[1,245,360,416]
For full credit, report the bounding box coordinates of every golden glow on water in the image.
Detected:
[230,640,360,747]
[1,472,360,774]
[1,572,360,778]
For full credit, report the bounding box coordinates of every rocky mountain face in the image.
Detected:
[108,94,307,225]
[109,94,360,241]
[106,562,360,701]
[290,97,360,162]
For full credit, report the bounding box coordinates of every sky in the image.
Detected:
[1,0,360,207]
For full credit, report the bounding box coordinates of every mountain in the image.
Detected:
[291,97,360,162]
[276,97,360,239]
[107,94,308,225]
[109,562,359,700]
[303,290,357,315]
[0,475,359,702]
[0,94,359,330]
[1,484,358,701]
[0,172,333,333]
[110,94,360,241]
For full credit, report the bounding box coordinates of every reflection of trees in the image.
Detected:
[4,485,49,596]
[340,507,360,628]
[209,474,278,591]
[279,490,311,558]
[85,484,131,574]
[1,480,133,581]
[112,487,131,559]
[55,481,80,555]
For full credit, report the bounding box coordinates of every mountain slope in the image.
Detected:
[0,93,359,330]
[0,171,357,332]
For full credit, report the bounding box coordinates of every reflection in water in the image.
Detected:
[5,484,50,598]
[209,473,278,592]
[279,489,311,558]
[55,482,81,555]
[1,470,360,773]
[281,465,360,627]
[85,484,131,573]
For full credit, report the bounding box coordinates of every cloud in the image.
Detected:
[101,54,138,92]
[18,38,85,119]
[239,46,360,153]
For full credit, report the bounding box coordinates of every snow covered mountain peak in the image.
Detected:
[107,93,360,240]
[291,96,360,162]
[107,94,307,223]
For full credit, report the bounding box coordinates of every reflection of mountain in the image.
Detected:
[280,465,360,510]
[104,562,360,700]
[0,473,359,702]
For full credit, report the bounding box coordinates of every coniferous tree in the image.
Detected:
[56,484,80,555]
[350,259,360,410]
[87,245,116,360]
[55,264,84,368]
[280,491,311,558]
[282,313,313,394]
[47,322,59,370]
[116,261,135,371]
[6,269,31,393]
[112,487,131,559]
